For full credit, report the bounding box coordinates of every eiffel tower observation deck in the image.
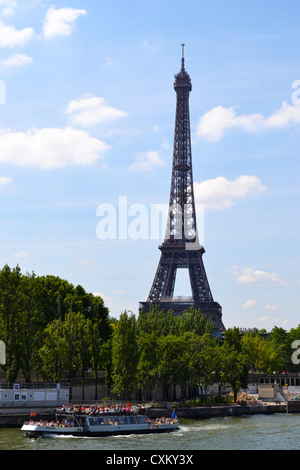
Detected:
[140,46,225,333]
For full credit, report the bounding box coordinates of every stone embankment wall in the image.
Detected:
[287,401,300,413]
[0,403,291,428]
[147,404,287,419]
[0,408,55,427]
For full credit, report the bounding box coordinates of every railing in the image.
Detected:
[0,382,70,390]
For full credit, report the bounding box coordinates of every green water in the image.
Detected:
[0,414,299,451]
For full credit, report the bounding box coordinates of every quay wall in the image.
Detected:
[0,403,290,428]
[147,404,287,419]
[287,401,300,413]
[0,408,55,428]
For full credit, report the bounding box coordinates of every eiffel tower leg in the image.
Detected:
[188,251,213,302]
[147,254,176,302]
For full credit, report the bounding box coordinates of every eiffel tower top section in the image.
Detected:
[174,44,192,92]
[164,44,197,246]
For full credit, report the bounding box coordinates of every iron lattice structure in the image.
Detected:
[140,47,225,333]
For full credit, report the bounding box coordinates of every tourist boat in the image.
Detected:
[21,407,179,438]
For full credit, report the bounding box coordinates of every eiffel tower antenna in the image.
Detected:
[181,43,185,70]
[140,47,225,333]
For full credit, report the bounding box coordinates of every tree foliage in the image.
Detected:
[0,264,299,402]
[0,264,111,385]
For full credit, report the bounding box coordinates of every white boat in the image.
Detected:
[21,409,179,438]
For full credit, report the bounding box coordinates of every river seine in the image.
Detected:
[0,413,299,451]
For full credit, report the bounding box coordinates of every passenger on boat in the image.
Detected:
[56,404,147,416]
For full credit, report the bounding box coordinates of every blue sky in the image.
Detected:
[0,0,299,331]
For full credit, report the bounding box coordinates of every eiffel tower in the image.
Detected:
[140,46,225,333]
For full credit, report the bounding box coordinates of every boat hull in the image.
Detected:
[21,423,179,438]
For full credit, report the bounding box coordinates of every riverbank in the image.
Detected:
[0,402,293,428]
[147,403,287,420]
[0,408,55,428]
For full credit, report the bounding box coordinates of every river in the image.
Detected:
[0,413,299,451]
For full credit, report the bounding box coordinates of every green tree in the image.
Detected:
[241,332,269,373]
[38,275,75,323]
[188,333,215,402]
[179,307,214,336]
[111,312,138,399]
[18,272,45,382]
[137,331,159,400]
[0,264,23,382]
[156,334,184,400]
[88,321,104,400]
[102,338,113,396]
[268,326,290,378]
[223,328,250,402]
[75,313,91,400]
[211,344,228,400]
[62,310,81,383]
[39,319,66,382]
[222,347,249,402]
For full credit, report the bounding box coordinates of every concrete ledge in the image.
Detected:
[148,404,287,420]
[287,401,300,413]
[0,408,55,427]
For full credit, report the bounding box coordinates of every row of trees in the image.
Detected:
[0,264,111,394]
[111,309,300,401]
[0,264,299,402]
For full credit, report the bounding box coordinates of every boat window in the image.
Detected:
[89,418,97,426]
[97,417,105,425]
[128,416,137,425]
[137,416,145,424]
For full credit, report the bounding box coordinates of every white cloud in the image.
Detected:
[12,250,29,259]
[0,0,17,16]
[196,102,300,141]
[194,175,266,210]
[257,315,291,328]
[242,300,258,309]
[0,126,110,169]
[67,96,129,127]
[93,291,112,306]
[0,53,33,67]
[75,258,91,266]
[0,21,34,47]
[265,101,300,127]
[130,150,163,171]
[233,266,287,285]
[264,305,278,311]
[43,6,87,39]
[0,176,12,184]
[142,39,157,51]
[0,1,43,17]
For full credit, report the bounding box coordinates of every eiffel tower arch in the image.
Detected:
[139,46,225,333]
